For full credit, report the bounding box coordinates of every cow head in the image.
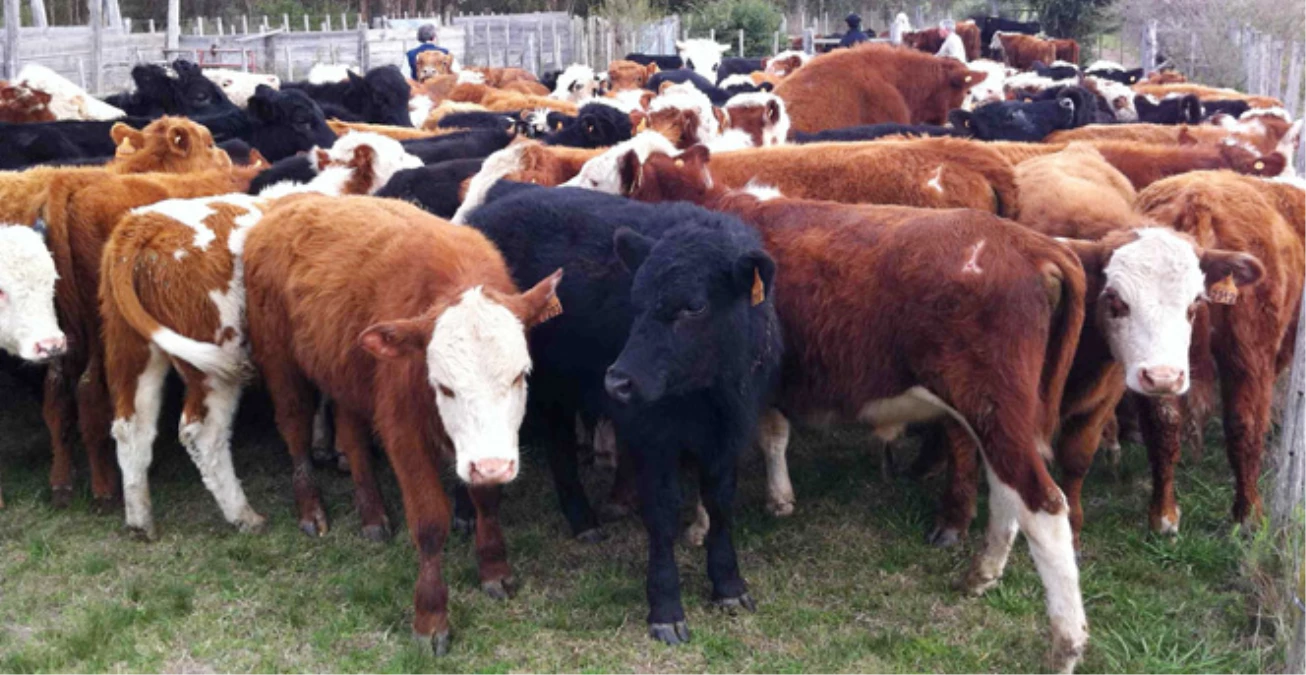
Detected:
[170,59,235,115]
[723,93,789,147]
[562,130,678,193]
[345,66,414,127]
[306,131,423,195]
[605,217,774,405]
[110,116,233,173]
[676,39,731,81]
[359,269,563,485]
[544,102,634,148]
[1064,229,1264,396]
[0,226,64,363]
[551,64,601,103]
[607,60,659,91]
[931,61,989,123]
[647,84,721,148]
[247,85,338,161]
[0,84,54,122]
[618,145,714,203]
[416,51,455,81]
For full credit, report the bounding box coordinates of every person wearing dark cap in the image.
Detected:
[838,13,871,48]
[406,24,449,79]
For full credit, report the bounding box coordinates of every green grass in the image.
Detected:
[0,371,1279,672]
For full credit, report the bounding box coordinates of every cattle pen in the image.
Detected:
[0,1,1303,673]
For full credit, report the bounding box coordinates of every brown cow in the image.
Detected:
[956,20,983,61]
[1050,38,1080,64]
[606,59,659,91]
[621,147,1090,672]
[1133,172,1303,532]
[0,83,55,123]
[1048,120,1296,157]
[775,44,987,131]
[243,194,562,655]
[415,51,456,81]
[98,132,416,540]
[994,33,1057,69]
[35,161,262,508]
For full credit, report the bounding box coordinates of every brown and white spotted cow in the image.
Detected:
[243,194,561,655]
[97,132,420,539]
[615,147,1091,672]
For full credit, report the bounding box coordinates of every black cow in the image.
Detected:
[436,110,525,134]
[0,116,151,168]
[1134,94,1202,125]
[283,65,412,127]
[794,122,971,143]
[625,53,685,71]
[247,154,314,195]
[720,79,773,97]
[466,180,781,646]
[398,128,515,164]
[1200,99,1252,120]
[949,91,1084,141]
[374,157,484,218]
[715,57,766,85]
[103,60,236,119]
[1017,85,1101,126]
[242,85,337,161]
[1085,64,1145,85]
[1033,60,1080,81]
[542,102,633,148]
[972,16,1041,58]
[645,70,730,106]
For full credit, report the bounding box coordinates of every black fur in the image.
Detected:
[542,102,633,148]
[247,154,315,195]
[1200,99,1252,120]
[398,128,515,165]
[373,157,484,218]
[645,70,731,106]
[715,57,766,84]
[625,53,684,70]
[794,122,971,143]
[283,65,412,126]
[949,90,1086,141]
[1134,93,1202,125]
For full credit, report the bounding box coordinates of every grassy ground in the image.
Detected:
[0,367,1280,673]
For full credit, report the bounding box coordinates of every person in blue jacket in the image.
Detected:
[406,24,449,79]
[838,13,870,48]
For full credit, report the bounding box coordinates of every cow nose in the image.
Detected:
[33,335,66,360]
[605,367,634,404]
[1139,366,1185,394]
[469,458,517,485]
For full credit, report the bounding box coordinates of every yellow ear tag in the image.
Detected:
[1253,160,1265,171]
[636,118,648,132]
[539,295,564,322]
[117,138,137,155]
[1209,274,1238,305]
[964,75,972,83]
[750,269,765,306]
[674,158,684,168]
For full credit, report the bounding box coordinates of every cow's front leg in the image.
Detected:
[467,484,515,599]
[700,452,752,613]
[633,442,687,645]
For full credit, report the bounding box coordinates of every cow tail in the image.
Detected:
[989,160,1021,220]
[1037,243,1087,445]
[103,223,242,380]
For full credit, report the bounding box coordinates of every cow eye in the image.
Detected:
[1103,289,1130,319]
[438,384,455,399]
[679,301,707,319]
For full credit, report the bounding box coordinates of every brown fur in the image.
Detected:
[1132,82,1282,108]
[1050,38,1080,64]
[466,66,540,89]
[1047,122,1289,157]
[1015,143,1142,240]
[956,21,982,61]
[606,59,659,91]
[1145,70,1187,84]
[327,119,448,139]
[415,51,456,81]
[0,83,55,122]
[449,82,579,115]
[707,137,1020,217]
[242,194,557,644]
[775,44,987,131]
[1134,171,1304,529]
[996,33,1058,69]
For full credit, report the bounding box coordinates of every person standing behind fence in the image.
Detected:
[407,24,449,79]
[838,14,872,48]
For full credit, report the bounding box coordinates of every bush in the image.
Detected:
[685,0,783,59]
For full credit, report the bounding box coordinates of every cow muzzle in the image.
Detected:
[1137,365,1186,396]
[468,458,518,485]
[605,366,635,404]
[25,333,67,363]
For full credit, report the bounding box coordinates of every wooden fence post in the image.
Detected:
[166,0,179,48]
[196,16,204,36]
[216,16,224,35]
[503,20,510,70]
[802,27,813,55]
[302,14,308,32]
[3,0,18,81]
[90,0,102,93]
[551,16,560,68]
[1272,292,1305,674]
[148,18,154,33]
[773,31,779,55]
[357,15,368,71]
[241,14,249,34]
[28,0,44,28]
[738,28,744,56]
[1285,41,1302,119]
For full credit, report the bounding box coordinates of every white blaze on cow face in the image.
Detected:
[563,130,679,194]
[1098,229,1207,396]
[427,287,532,485]
[551,64,600,103]
[0,226,64,362]
[676,39,731,81]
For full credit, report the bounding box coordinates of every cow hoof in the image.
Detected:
[714,592,757,615]
[1045,621,1088,674]
[482,577,516,600]
[766,500,794,517]
[1149,509,1181,537]
[237,510,267,534]
[452,516,475,538]
[648,621,690,646]
[414,629,451,657]
[90,495,121,516]
[361,522,391,543]
[298,509,329,538]
[50,487,74,510]
[310,446,339,467]
[682,526,707,548]
[598,502,630,522]
[926,526,962,548]
[962,570,1001,596]
[575,527,608,544]
[126,523,158,542]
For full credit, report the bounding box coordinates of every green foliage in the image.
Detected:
[1027,0,1118,41]
[686,0,782,58]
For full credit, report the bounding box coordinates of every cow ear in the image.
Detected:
[617,149,643,196]
[1249,152,1285,176]
[1176,126,1196,145]
[111,123,143,154]
[247,148,269,169]
[1199,249,1263,303]
[167,124,193,156]
[516,268,565,328]
[347,69,366,88]
[614,227,655,273]
[249,85,278,121]
[955,69,987,88]
[646,62,660,77]
[680,143,711,168]
[630,110,649,132]
[359,318,431,359]
[733,250,776,306]
[1055,238,1109,288]
[765,98,781,125]
[712,106,729,130]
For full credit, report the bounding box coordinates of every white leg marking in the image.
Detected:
[757,408,794,517]
[111,346,169,537]
[962,240,986,274]
[965,465,1020,595]
[178,377,264,531]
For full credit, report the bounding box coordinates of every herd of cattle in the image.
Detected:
[0,13,1301,672]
